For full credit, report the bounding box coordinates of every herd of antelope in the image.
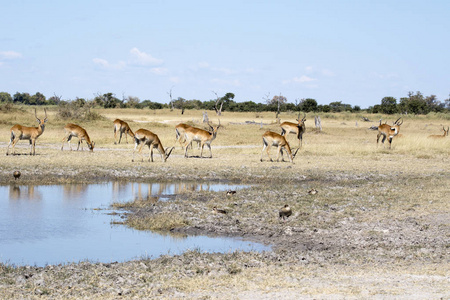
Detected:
[4,110,449,161]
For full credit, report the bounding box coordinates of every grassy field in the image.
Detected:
[0,106,449,299]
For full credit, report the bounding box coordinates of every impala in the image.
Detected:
[280,112,306,147]
[428,126,449,138]
[61,123,95,151]
[377,117,403,149]
[183,121,221,158]
[113,119,135,144]
[6,109,48,156]
[132,128,174,162]
[260,131,299,163]
[175,123,200,149]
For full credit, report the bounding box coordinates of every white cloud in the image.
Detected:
[0,51,22,59]
[210,78,241,86]
[129,47,163,66]
[170,77,181,83]
[293,75,316,83]
[198,61,210,68]
[150,67,168,75]
[321,69,334,77]
[92,58,126,70]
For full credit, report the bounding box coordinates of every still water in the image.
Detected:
[0,182,269,266]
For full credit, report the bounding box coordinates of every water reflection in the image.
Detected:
[0,181,266,267]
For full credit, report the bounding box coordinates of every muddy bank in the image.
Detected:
[0,155,449,299]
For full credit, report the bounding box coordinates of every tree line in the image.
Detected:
[1,90,449,115]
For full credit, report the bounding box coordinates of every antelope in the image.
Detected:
[428,126,449,138]
[183,121,221,158]
[280,112,306,147]
[175,123,200,149]
[260,131,299,163]
[376,117,403,149]
[113,119,135,144]
[132,128,174,162]
[61,123,95,151]
[6,108,48,156]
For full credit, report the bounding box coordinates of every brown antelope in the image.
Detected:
[428,126,449,138]
[183,121,221,158]
[113,119,134,144]
[6,109,48,156]
[175,123,200,149]
[132,128,174,162]
[61,123,95,151]
[260,131,299,163]
[280,112,306,147]
[377,117,403,149]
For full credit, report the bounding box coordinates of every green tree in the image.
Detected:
[0,92,12,103]
[380,96,397,114]
[32,92,46,105]
[398,91,428,114]
[298,98,318,112]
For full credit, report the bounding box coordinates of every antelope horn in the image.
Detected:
[217,118,221,128]
[44,108,48,121]
[394,117,402,125]
[302,112,306,121]
[35,108,39,121]
[166,147,174,158]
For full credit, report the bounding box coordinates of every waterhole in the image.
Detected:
[0,182,269,266]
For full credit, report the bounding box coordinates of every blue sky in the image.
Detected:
[1,0,449,108]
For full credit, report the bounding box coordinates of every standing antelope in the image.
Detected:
[183,121,221,158]
[260,131,299,163]
[132,128,174,162]
[377,117,403,149]
[175,123,200,149]
[6,109,48,156]
[280,112,306,148]
[113,119,134,144]
[61,124,95,151]
[428,126,449,138]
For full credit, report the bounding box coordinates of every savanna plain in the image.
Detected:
[0,107,449,299]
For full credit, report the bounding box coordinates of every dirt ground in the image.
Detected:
[0,110,449,299]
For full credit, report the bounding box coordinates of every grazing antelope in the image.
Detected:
[61,123,95,151]
[376,117,403,149]
[428,126,449,138]
[260,131,299,163]
[132,128,174,162]
[175,123,200,149]
[280,112,306,147]
[6,109,48,156]
[183,121,221,158]
[113,119,134,144]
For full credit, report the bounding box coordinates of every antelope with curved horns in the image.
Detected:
[377,117,403,149]
[61,123,95,151]
[113,119,135,144]
[132,128,174,162]
[280,112,306,148]
[175,123,200,149]
[260,131,299,163]
[6,108,48,156]
[428,126,449,138]
[183,120,221,158]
